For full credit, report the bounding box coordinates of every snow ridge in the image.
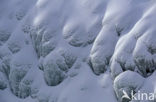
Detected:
[0,0,156,102]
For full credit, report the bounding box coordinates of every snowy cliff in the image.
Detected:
[0,0,156,102]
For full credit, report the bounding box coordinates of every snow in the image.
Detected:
[0,0,156,102]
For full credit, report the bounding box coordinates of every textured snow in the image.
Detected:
[0,0,156,102]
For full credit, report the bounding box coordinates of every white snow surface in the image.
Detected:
[0,0,156,102]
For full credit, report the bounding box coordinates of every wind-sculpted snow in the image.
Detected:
[0,0,156,102]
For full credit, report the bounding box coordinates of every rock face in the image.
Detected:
[0,0,156,102]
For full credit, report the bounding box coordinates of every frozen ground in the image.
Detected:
[0,0,156,102]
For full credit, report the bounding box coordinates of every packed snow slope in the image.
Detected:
[0,0,156,102]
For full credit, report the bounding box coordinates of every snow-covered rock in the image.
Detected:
[0,0,156,102]
[114,71,144,102]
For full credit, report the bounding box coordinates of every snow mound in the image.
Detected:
[0,0,156,102]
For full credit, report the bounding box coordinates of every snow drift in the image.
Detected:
[0,0,156,102]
